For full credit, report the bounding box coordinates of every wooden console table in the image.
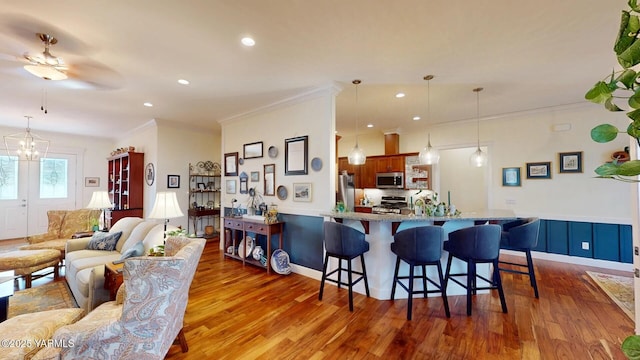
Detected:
[223,217,284,274]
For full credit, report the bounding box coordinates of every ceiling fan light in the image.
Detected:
[24,65,67,81]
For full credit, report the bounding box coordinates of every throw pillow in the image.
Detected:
[113,241,145,264]
[86,231,123,251]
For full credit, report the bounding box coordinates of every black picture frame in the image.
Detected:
[285,135,308,175]
[526,162,552,179]
[167,175,180,188]
[243,141,264,159]
[224,152,239,176]
[197,182,206,191]
[559,151,583,173]
[502,167,521,186]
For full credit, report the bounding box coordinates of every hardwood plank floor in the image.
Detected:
[165,241,635,360]
[2,238,633,359]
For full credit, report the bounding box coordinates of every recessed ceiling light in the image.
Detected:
[413,116,421,121]
[178,79,190,85]
[367,124,374,128]
[143,102,153,107]
[395,92,405,98]
[241,37,255,47]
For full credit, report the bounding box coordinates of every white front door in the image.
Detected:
[0,153,77,240]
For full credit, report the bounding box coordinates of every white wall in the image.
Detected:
[221,87,338,218]
[339,104,632,224]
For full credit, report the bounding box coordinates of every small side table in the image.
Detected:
[104,262,124,301]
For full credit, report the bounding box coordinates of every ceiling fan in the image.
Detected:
[22,32,68,80]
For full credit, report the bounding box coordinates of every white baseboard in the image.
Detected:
[502,249,633,272]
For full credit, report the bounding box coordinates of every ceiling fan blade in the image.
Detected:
[0,13,95,55]
[65,60,124,90]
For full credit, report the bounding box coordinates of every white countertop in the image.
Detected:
[321,209,517,222]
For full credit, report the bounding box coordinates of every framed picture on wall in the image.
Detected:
[558,151,583,173]
[243,141,263,159]
[167,175,180,188]
[502,167,521,186]
[526,162,551,179]
[85,177,100,187]
[293,183,312,202]
[285,135,308,175]
[226,179,237,194]
[251,171,260,182]
[224,152,238,176]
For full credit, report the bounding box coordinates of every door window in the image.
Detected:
[40,158,68,199]
[0,155,18,200]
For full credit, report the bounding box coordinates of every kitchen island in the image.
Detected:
[321,209,517,300]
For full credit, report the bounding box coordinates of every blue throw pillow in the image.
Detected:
[86,231,123,251]
[113,242,145,264]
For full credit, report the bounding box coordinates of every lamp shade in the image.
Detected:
[149,191,184,219]
[86,191,113,209]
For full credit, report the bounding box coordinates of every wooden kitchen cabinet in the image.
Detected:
[338,157,362,188]
[374,155,405,173]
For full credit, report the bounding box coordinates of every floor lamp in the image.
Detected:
[86,191,113,232]
[148,191,184,241]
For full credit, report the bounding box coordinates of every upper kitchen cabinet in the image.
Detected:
[374,155,405,173]
[338,157,361,188]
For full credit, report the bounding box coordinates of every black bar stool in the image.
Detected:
[318,221,370,312]
[498,217,541,298]
[444,224,507,316]
[390,226,450,320]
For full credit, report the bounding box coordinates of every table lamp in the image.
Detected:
[86,191,113,232]
[148,191,184,238]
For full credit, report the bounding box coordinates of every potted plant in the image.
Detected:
[585,0,640,181]
[586,2,640,357]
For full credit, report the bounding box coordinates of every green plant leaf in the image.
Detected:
[629,119,640,139]
[628,108,640,121]
[615,11,634,55]
[595,162,621,176]
[622,335,640,359]
[591,124,620,142]
[618,160,640,176]
[617,68,638,88]
[630,89,640,108]
[585,81,614,104]
[605,97,624,111]
[631,0,640,13]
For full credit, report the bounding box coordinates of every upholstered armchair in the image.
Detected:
[40,236,206,359]
[20,209,101,255]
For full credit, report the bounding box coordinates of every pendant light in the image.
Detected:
[469,87,487,167]
[418,75,439,165]
[348,79,366,165]
[3,115,50,161]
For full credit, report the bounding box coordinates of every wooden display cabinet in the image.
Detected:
[107,151,144,227]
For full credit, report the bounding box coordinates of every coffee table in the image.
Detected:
[0,270,15,322]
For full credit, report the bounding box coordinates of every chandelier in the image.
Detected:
[4,116,50,161]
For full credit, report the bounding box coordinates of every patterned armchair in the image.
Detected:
[39,236,206,359]
[20,209,101,255]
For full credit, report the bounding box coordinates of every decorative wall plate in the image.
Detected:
[277,185,288,200]
[268,146,278,158]
[238,158,244,165]
[145,163,155,186]
[311,157,322,171]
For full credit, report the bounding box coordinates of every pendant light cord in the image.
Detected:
[473,87,483,149]
[353,79,361,146]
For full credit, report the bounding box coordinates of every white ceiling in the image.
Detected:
[0,0,627,139]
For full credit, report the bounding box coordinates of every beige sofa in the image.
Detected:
[64,217,175,312]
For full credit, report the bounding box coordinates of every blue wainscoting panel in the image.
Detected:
[568,222,593,258]
[546,220,569,255]
[279,214,324,271]
[533,219,547,252]
[593,223,620,261]
[620,225,633,264]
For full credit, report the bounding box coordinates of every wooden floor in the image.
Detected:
[163,240,635,360]
[1,238,634,359]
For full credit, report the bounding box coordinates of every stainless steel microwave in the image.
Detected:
[376,172,404,189]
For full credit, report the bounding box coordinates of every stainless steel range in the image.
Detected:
[372,196,407,214]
